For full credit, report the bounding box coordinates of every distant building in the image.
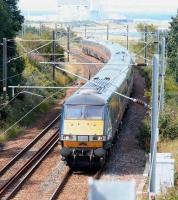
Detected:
[89,0,103,21]
[57,0,91,21]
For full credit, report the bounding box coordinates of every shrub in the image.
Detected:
[6,125,24,139]
[138,116,151,152]
[158,188,178,200]
[159,101,178,139]
[0,134,6,144]
[138,99,178,152]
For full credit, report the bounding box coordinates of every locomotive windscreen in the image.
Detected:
[65,105,104,119]
[65,105,83,119]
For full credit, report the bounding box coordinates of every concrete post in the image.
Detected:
[67,26,70,62]
[159,37,166,113]
[144,26,148,65]
[85,24,87,38]
[126,25,129,50]
[52,30,56,80]
[107,24,109,41]
[3,38,7,99]
[150,55,159,194]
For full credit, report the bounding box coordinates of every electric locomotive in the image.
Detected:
[59,39,134,168]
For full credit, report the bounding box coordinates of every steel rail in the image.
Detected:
[0,115,60,177]
[48,46,107,200]
[0,130,59,199]
[5,133,59,200]
[93,163,106,180]
[49,168,73,200]
[70,51,102,77]
[50,164,105,200]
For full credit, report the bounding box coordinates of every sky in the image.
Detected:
[18,0,178,13]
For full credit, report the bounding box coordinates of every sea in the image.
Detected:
[22,10,176,22]
[22,10,176,39]
[121,12,175,22]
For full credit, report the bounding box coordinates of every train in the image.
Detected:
[82,40,110,63]
[59,39,134,168]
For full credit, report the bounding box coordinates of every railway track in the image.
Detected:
[0,45,109,199]
[49,168,73,200]
[49,164,105,200]
[0,116,60,200]
[70,48,104,74]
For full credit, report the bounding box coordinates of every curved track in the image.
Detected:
[70,48,104,79]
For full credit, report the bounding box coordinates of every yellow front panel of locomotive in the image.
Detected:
[64,120,104,135]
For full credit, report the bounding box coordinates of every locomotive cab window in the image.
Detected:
[85,106,104,119]
[65,105,104,119]
[65,105,83,119]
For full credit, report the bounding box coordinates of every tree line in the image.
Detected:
[167,10,178,81]
[0,0,24,97]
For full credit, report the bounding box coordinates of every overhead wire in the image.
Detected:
[135,39,155,56]
[0,71,38,111]
[3,26,152,114]
[40,61,137,66]
[1,90,60,135]
[46,64,150,108]
[8,41,52,63]
[136,54,152,63]
[0,73,23,82]
[0,87,26,111]
[0,41,56,84]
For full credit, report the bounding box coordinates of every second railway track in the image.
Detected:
[0,116,60,200]
[0,44,111,200]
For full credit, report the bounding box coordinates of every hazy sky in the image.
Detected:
[18,0,178,13]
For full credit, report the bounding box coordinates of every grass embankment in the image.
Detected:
[137,66,178,199]
[0,30,74,143]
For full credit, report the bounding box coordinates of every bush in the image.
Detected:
[7,126,25,139]
[137,66,152,90]
[159,101,178,139]
[138,116,151,152]
[138,99,178,152]
[0,134,6,144]
[158,188,178,200]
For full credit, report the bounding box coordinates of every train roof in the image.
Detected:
[65,91,105,105]
[65,39,134,105]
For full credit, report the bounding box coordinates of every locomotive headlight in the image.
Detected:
[90,136,107,141]
[97,136,103,141]
[97,136,107,141]
[62,135,76,141]
[63,135,70,140]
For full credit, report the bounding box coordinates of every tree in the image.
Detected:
[167,11,178,79]
[0,0,24,96]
